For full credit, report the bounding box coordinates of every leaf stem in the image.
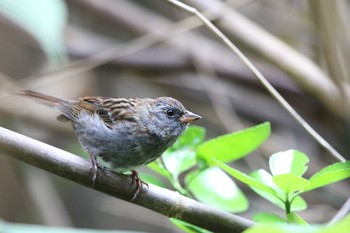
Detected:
[170,176,189,196]
[285,192,291,216]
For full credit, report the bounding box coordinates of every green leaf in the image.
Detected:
[250,169,285,209]
[198,122,270,163]
[272,174,310,193]
[250,170,307,211]
[186,167,248,213]
[162,126,205,179]
[171,126,206,149]
[169,219,211,233]
[212,159,276,195]
[162,149,197,178]
[139,173,167,188]
[243,224,317,233]
[251,169,279,189]
[289,196,307,212]
[0,0,67,60]
[287,212,308,225]
[244,214,350,233]
[243,225,287,233]
[305,161,350,191]
[147,159,171,178]
[254,212,286,223]
[269,150,309,176]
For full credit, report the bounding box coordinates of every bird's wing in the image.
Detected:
[57,97,139,129]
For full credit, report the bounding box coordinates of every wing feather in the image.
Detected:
[58,96,139,128]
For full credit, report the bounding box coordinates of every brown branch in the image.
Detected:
[0,126,254,232]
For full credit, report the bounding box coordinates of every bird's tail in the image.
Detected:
[16,90,66,107]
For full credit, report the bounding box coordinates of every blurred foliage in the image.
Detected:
[244,214,350,233]
[148,124,350,232]
[0,219,145,233]
[0,0,67,61]
[213,147,350,223]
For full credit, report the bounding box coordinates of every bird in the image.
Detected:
[17,90,201,200]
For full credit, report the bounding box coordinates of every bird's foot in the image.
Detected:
[89,154,103,187]
[130,170,149,201]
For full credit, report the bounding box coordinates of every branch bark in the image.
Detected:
[0,126,253,233]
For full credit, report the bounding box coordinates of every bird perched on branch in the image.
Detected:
[18,90,201,200]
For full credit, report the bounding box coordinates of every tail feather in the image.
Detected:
[17,90,66,107]
[17,90,85,123]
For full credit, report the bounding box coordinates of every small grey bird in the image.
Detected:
[18,90,201,199]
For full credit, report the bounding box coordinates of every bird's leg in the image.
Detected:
[89,153,98,186]
[130,170,149,201]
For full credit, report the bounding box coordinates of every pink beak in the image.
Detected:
[179,111,202,123]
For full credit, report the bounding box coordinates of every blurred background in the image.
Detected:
[0,0,349,232]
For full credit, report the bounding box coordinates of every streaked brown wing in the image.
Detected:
[77,96,138,128]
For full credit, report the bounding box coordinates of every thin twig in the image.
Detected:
[164,0,346,162]
[329,197,350,225]
[0,126,253,232]
[188,0,343,116]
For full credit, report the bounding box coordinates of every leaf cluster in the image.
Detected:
[145,123,350,233]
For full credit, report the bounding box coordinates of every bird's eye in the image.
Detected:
[166,109,175,117]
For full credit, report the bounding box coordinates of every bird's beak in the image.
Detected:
[179,111,202,123]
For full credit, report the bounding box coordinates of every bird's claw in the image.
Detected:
[130,170,149,201]
[89,154,102,187]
